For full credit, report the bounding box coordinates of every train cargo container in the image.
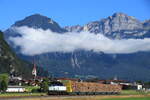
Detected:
[67,81,121,94]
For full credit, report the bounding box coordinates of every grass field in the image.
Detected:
[0,90,150,100]
[0,92,46,97]
[102,97,150,100]
[121,90,150,95]
[20,95,150,100]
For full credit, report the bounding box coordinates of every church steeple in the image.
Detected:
[32,60,37,79]
[32,64,37,76]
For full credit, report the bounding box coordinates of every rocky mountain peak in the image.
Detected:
[12,14,66,33]
[112,12,129,17]
[110,12,137,21]
[101,12,143,33]
[66,12,143,35]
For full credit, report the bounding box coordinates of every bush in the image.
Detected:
[31,88,40,93]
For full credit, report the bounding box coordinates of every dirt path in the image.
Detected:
[1,94,150,100]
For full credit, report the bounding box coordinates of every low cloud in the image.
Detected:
[9,26,150,56]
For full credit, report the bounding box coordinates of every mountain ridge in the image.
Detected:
[4,12,150,81]
[65,12,150,39]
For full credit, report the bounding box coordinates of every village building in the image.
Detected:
[6,86,25,92]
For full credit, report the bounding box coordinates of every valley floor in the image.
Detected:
[0,90,150,100]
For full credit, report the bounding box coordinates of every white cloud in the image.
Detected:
[9,26,150,56]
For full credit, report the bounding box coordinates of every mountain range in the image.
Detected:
[4,12,150,81]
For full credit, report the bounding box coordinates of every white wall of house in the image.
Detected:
[137,85,142,90]
[6,86,25,92]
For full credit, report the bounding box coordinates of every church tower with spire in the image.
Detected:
[32,62,37,79]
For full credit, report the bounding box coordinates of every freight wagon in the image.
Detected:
[48,80,122,95]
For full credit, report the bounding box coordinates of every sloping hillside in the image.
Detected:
[0,31,33,78]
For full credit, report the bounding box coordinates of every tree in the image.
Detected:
[136,80,143,84]
[40,78,49,92]
[1,80,7,92]
[0,74,9,92]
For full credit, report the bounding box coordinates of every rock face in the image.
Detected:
[65,25,83,32]
[65,12,149,39]
[86,13,142,33]
[4,13,150,81]
[101,13,142,33]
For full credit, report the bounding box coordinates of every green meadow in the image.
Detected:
[102,97,150,100]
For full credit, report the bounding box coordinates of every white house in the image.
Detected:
[6,86,25,92]
[137,85,143,90]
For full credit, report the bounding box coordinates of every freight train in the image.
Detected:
[48,80,122,95]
